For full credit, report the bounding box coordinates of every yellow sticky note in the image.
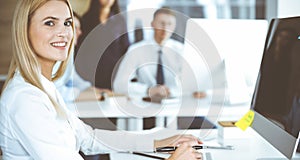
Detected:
[235,110,255,131]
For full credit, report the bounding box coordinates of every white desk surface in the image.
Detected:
[67,95,250,120]
[109,128,300,160]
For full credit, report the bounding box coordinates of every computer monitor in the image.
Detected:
[251,16,300,159]
[182,18,268,104]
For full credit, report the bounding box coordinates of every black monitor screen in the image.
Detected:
[251,17,300,140]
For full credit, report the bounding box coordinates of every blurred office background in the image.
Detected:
[0,0,299,92]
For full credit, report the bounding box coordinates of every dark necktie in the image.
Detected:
[156,49,164,85]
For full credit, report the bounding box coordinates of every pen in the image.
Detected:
[155,145,234,152]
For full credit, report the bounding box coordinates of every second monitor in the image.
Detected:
[181,18,268,104]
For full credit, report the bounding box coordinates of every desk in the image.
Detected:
[67,95,250,130]
[108,128,300,160]
[67,97,300,159]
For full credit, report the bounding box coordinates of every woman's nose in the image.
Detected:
[57,32,67,37]
[56,25,72,38]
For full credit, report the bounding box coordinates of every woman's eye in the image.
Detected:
[64,21,72,27]
[44,21,54,26]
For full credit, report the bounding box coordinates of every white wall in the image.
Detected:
[278,0,300,18]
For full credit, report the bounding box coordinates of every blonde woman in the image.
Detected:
[0,0,202,159]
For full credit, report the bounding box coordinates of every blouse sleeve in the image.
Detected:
[67,112,154,155]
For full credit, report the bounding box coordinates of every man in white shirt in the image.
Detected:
[114,7,184,99]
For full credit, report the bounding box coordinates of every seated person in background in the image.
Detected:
[78,0,130,89]
[54,12,110,103]
[0,1,202,159]
[113,7,183,100]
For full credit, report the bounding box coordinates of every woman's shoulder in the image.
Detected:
[1,75,47,107]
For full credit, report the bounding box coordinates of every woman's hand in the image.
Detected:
[167,143,203,160]
[154,134,202,149]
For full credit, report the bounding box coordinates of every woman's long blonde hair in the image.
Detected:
[3,0,75,118]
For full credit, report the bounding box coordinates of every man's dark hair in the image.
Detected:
[153,7,176,19]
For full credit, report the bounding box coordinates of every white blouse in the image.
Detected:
[0,71,154,160]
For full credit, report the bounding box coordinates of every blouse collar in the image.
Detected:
[15,70,57,100]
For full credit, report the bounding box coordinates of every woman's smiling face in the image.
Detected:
[29,0,73,66]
